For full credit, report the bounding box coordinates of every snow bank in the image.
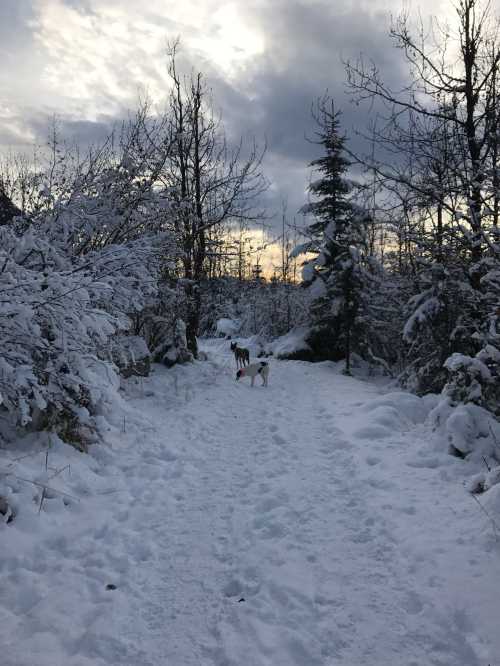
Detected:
[482,481,500,522]
[270,326,312,360]
[430,398,500,462]
[444,344,500,417]
[353,392,438,438]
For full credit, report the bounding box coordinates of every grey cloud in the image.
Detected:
[201,1,412,223]
[0,2,38,99]
[0,1,34,46]
[36,116,118,146]
[0,125,32,147]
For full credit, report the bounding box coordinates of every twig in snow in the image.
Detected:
[5,446,50,466]
[47,464,71,482]
[470,493,499,541]
[489,423,500,453]
[38,486,46,514]
[1,471,80,502]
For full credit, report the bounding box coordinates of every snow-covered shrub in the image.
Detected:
[161,319,194,367]
[137,279,192,363]
[108,335,151,378]
[467,466,500,495]
[443,345,500,416]
[0,116,180,446]
[401,262,482,394]
[430,398,500,462]
[0,225,169,447]
[0,225,123,447]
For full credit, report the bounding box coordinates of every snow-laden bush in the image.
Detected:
[108,335,151,378]
[443,345,500,417]
[0,121,180,447]
[0,226,123,447]
[401,262,483,394]
[430,397,500,462]
[160,319,194,367]
[427,313,500,466]
[467,466,500,495]
[137,279,193,364]
[0,225,171,447]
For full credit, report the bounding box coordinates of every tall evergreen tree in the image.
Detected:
[299,97,370,373]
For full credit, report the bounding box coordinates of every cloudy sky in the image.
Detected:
[0,0,469,266]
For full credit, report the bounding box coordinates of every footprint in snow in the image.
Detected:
[406,457,441,469]
[255,494,287,513]
[400,590,424,615]
[252,515,287,539]
[333,438,353,450]
[350,530,373,544]
[223,579,243,598]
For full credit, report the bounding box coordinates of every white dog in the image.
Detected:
[236,361,269,387]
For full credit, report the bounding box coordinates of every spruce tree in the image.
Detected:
[301,97,370,373]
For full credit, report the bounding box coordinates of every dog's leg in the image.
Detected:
[251,375,255,387]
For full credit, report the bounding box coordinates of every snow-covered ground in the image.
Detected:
[1,339,500,666]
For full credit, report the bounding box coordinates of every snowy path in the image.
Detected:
[2,340,500,665]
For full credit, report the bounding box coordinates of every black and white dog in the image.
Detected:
[236,361,269,387]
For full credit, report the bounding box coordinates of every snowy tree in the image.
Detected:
[0,111,181,447]
[158,43,267,357]
[345,0,500,395]
[297,97,372,373]
[198,275,308,341]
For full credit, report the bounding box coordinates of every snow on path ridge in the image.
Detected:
[0,339,499,665]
